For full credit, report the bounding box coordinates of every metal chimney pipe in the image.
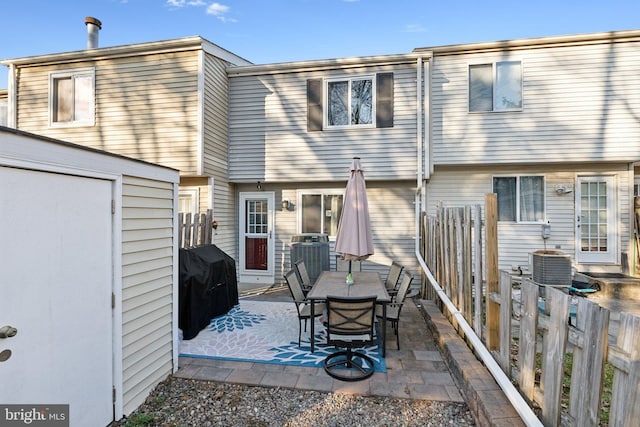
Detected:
[85,17,102,49]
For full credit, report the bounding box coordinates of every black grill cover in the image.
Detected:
[179,244,239,340]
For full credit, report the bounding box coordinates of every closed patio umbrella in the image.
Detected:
[334,157,374,283]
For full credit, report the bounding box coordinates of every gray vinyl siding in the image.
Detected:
[426,164,631,272]
[244,180,418,285]
[121,176,174,415]
[202,53,236,259]
[228,62,418,183]
[14,51,201,174]
[431,40,640,165]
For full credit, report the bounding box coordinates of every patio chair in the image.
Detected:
[377,270,413,350]
[384,261,404,296]
[284,269,324,347]
[294,259,313,296]
[323,295,377,381]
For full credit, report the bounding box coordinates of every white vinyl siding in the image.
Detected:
[15,51,201,173]
[426,165,631,272]
[241,180,418,285]
[432,40,640,165]
[228,62,417,182]
[202,53,236,259]
[121,176,174,415]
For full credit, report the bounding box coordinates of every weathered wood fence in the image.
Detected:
[420,196,640,426]
[178,209,214,249]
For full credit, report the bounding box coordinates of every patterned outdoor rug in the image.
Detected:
[179,300,386,372]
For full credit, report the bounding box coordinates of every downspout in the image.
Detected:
[414,55,542,427]
[8,64,16,128]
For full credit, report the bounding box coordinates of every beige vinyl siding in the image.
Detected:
[202,53,237,259]
[244,180,418,285]
[432,40,640,165]
[228,62,418,182]
[426,164,631,272]
[15,51,201,173]
[121,175,174,415]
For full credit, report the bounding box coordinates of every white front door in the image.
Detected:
[239,192,275,284]
[576,175,617,264]
[0,166,114,426]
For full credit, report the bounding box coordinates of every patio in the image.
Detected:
[176,282,464,401]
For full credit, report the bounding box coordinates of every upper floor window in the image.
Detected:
[469,61,522,112]
[327,77,373,127]
[307,73,393,131]
[493,175,544,222]
[299,191,344,236]
[0,98,7,127]
[49,68,95,127]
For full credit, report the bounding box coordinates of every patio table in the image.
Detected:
[307,271,391,357]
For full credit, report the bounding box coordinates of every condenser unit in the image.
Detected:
[531,250,572,286]
[290,234,330,283]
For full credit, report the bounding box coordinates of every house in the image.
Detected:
[1,22,251,264]
[417,30,640,274]
[3,24,640,285]
[0,126,179,424]
[226,54,429,284]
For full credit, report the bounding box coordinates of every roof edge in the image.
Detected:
[1,36,252,67]
[414,29,640,55]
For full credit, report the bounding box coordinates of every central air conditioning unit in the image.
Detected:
[531,250,572,286]
[290,233,330,283]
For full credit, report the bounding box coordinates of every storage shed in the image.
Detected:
[0,127,180,425]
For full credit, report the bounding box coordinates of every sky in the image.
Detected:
[1,0,639,89]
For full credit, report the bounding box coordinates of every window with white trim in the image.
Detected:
[299,191,344,236]
[493,175,544,222]
[326,77,374,128]
[49,68,95,127]
[469,61,522,112]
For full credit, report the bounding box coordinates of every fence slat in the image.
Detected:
[568,297,609,427]
[541,287,570,427]
[609,312,640,426]
[485,193,499,350]
[518,279,539,402]
[473,205,483,338]
[498,270,512,375]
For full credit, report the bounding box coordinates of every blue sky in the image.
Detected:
[1,0,638,88]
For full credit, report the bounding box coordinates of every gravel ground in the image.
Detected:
[112,376,475,427]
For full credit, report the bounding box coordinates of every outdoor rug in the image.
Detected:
[179,300,386,372]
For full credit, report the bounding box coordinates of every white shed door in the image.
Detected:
[0,166,114,426]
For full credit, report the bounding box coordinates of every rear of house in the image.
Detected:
[227,55,430,285]
[1,34,251,261]
[418,30,640,275]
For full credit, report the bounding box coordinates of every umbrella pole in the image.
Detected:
[348,260,352,275]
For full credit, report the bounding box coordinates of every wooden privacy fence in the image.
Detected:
[494,275,640,427]
[178,209,214,249]
[420,196,640,426]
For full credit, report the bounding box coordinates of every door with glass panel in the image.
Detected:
[576,176,616,264]
[239,192,274,284]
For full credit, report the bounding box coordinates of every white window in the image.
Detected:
[0,98,7,126]
[299,191,344,236]
[469,61,522,112]
[49,68,95,127]
[178,189,199,214]
[326,77,374,128]
[493,175,544,222]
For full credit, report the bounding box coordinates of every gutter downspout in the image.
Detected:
[414,55,542,427]
[8,64,16,128]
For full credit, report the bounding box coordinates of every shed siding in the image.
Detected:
[432,40,640,165]
[202,53,236,259]
[121,175,174,415]
[426,164,630,271]
[14,51,201,174]
[228,63,418,183]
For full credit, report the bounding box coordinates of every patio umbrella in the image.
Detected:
[334,157,374,283]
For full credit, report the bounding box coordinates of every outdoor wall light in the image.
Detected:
[555,184,573,195]
[282,199,293,210]
[256,181,262,191]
